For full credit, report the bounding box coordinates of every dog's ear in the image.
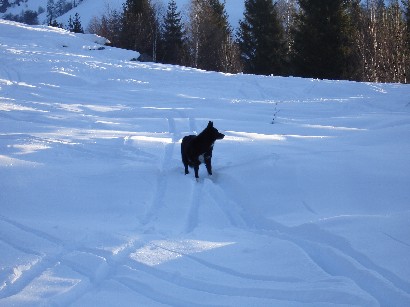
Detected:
[208,121,213,127]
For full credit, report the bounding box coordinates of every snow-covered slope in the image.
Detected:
[1,20,410,306]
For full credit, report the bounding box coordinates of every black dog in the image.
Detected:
[181,121,225,179]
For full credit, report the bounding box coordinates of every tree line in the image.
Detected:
[89,0,410,83]
[4,0,410,83]
[88,0,241,71]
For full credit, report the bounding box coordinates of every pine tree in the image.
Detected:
[343,0,366,81]
[188,0,240,72]
[292,0,351,80]
[47,0,55,24]
[209,0,241,73]
[237,0,286,75]
[22,10,39,25]
[49,19,63,29]
[120,0,160,60]
[68,13,84,33]
[162,0,187,65]
[0,0,10,14]
[55,0,66,16]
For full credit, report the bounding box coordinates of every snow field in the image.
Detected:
[1,20,410,306]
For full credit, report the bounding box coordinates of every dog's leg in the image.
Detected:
[194,164,199,179]
[205,156,212,175]
[182,157,189,175]
[181,143,190,175]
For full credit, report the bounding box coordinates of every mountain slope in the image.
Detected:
[1,0,244,30]
[1,20,410,306]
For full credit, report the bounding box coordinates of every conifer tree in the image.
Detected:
[292,0,351,80]
[209,0,241,73]
[121,0,159,60]
[49,19,63,29]
[237,0,286,75]
[343,0,365,81]
[188,0,239,72]
[1,0,10,13]
[22,10,39,25]
[68,13,84,33]
[56,0,66,16]
[162,0,187,65]
[47,0,55,24]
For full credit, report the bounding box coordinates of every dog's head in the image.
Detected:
[206,121,225,141]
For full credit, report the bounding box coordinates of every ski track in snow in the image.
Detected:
[2,119,409,306]
[219,178,410,306]
[184,180,203,234]
[143,113,187,229]
[282,226,410,306]
[0,211,391,306]
[1,20,410,306]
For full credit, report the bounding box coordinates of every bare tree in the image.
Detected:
[88,6,122,47]
[277,0,298,58]
[352,0,407,83]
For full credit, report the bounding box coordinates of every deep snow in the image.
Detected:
[1,20,410,306]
